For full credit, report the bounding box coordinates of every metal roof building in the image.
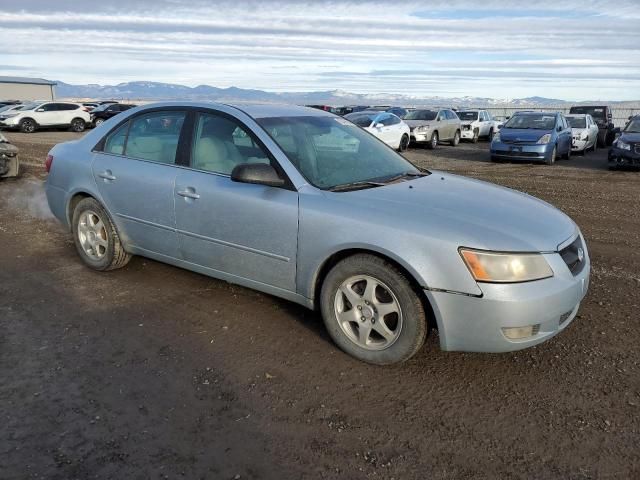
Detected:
[0,76,56,101]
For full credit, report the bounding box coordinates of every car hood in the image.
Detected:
[337,172,576,252]
[499,128,550,143]
[620,132,640,143]
[404,120,433,128]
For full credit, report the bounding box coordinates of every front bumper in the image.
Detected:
[608,146,640,167]
[491,141,554,162]
[571,138,588,151]
[460,125,476,139]
[410,130,433,143]
[425,246,590,352]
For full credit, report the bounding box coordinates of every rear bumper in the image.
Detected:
[490,141,554,162]
[425,249,590,352]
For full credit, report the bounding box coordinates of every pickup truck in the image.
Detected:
[568,105,619,147]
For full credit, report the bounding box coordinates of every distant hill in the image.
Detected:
[53,80,639,107]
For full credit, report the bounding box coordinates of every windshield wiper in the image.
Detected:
[328,180,387,192]
[379,171,429,183]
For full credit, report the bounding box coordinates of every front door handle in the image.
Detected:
[98,170,116,181]
[177,188,200,200]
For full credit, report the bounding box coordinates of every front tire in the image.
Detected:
[320,254,427,365]
[471,129,479,143]
[94,118,105,127]
[426,131,438,150]
[450,130,460,146]
[545,146,557,165]
[19,118,37,133]
[487,128,494,141]
[563,146,571,160]
[398,134,409,152]
[72,197,131,271]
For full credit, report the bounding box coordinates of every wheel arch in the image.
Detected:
[311,247,437,330]
[19,116,38,126]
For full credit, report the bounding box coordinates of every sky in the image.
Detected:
[1,0,639,101]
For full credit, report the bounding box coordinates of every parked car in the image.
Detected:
[0,104,25,114]
[306,105,339,114]
[366,106,408,119]
[491,112,572,165]
[343,110,410,151]
[82,102,100,111]
[565,114,599,154]
[608,115,640,170]
[0,100,21,108]
[45,102,590,364]
[403,108,461,148]
[91,103,137,126]
[333,106,370,116]
[0,101,90,133]
[0,132,19,178]
[457,110,502,142]
[568,105,618,147]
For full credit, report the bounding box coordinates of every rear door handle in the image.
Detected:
[98,170,116,181]
[177,188,200,200]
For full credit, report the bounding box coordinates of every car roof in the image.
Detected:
[131,101,334,119]
[514,111,558,116]
[565,113,588,117]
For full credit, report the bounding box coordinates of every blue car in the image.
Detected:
[608,115,640,169]
[491,112,573,165]
[45,103,589,365]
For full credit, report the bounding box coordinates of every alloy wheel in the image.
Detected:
[77,210,108,260]
[333,275,403,351]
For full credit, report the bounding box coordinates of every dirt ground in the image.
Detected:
[1,130,639,480]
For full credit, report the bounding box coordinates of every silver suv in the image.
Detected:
[404,109,461,149]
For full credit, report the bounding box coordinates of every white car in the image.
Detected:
[457,110,502,142]
[344,111,411,151]
[0,101,90,133]
[565,114,599,154]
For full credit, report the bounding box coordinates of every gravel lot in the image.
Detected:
[1,130,639,479]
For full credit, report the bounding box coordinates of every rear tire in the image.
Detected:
[426,131,438,150]
[72,197,131,271]
[450,130,460,146]
[70,118,86,132]
[19,118,37,133]
[563,146,571,160]
[488,128,494,141]
[320,254,427,365]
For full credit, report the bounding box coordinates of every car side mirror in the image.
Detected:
[557,126,562,132]
[231,163,285,188]
[374,123,383,129]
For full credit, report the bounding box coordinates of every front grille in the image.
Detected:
[494,150,539,157]
[462,125,471,130]
[559,236,586,276]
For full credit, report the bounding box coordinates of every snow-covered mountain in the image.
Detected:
[53,81,634,107]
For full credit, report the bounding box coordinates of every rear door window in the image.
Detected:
[103,121,129,155]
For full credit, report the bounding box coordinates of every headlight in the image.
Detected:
[492,132,500,143]
[615,139,631,151]
[537,134,552,144]
[581,131,589,140]
[460,249,553,283]
[416,125,429,132]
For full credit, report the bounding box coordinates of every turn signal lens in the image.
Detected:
[460,249,553,283]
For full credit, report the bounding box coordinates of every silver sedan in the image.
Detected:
[45,102,590,365]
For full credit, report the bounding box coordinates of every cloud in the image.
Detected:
[0,1,639,100]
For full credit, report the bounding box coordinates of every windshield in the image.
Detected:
[566,117,586,129]
[404,110,437,121]
[17,102,39,111]
[624,119,640,133]
[344,113,376,127]
[457,111,478,121]
[257,115,422,190]
[504,114,556,130]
